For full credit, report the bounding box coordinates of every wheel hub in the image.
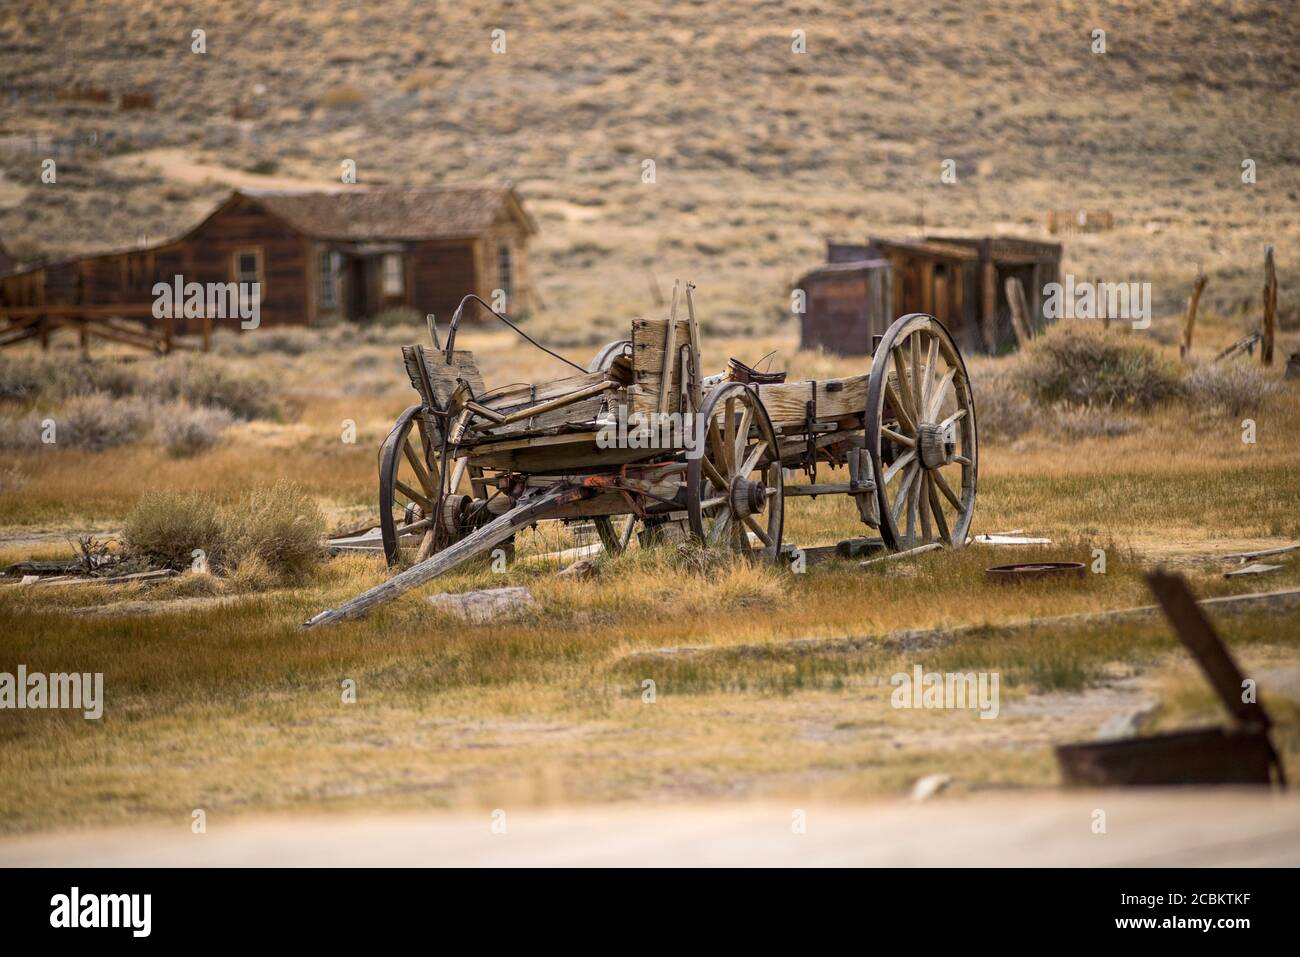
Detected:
[439,493,470,537]
[730,476,767,518]
[918,421,958,469]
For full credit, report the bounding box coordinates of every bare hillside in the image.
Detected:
[0,0,1296,335]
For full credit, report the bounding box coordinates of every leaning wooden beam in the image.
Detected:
[1181,272,1207,361]
[1004,277,1033,347]
[303,485,579,629]
[860,542,943,566]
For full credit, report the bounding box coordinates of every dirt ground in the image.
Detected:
[3,791,1297,867]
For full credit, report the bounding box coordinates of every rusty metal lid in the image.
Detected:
[985,561,1085,583]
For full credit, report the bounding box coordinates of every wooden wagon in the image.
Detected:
[305,284,976,627]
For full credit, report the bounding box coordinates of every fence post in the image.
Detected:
[1181,272,1207,362]
[1262,245,1276,366]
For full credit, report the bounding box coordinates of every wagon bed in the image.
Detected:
[306,284,976,627]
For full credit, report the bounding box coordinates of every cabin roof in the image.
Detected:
[239,185,537,240]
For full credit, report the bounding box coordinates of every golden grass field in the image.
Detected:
[1,309,1298,833]
[0,1,1298,836]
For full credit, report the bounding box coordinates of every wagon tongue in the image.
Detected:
[1146,569,1273,730]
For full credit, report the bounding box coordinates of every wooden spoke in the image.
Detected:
[706,510,732,547]
[708,418,728,475]
[933,469,963,511]
[723,396,737,471]
[743,514,772,546]
[883,449,916,485]
[954,455,972,466]
[926,474,951,545]
[921,335,939,412]
[928,367,957,421]
[737,439,768,477]
[882,426,916,448]
[734,405,753,461]
[699,495,727,510]
[402,439,435,494]
[910,331,924,415]
[892,349,918,427]
[918,472,932,540]
[449,457,468,494]
[701,455,729,492]
[939,407,968,431]
[886,379,918,434]
[394,481,434,512]
[892,464,919,523]
[415,529,436,562]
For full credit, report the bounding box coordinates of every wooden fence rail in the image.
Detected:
[0,305,211,354]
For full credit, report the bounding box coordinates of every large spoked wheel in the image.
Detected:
[686,381,784,561]
[379,405,447,567]
[865,314,977,550]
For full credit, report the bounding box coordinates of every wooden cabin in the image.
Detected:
[797,236,1062,357]
[796,257,892,356]
[0,185,537,351]
[867,235,1062,355]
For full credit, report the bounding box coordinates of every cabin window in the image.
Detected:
[497,243,513,302]
[319,250,340,309]
[232,247,262,291]
[382,253,404,296]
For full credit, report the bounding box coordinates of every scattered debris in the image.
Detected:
[1095,703,1158,741]
[25,569,177,588]
[1055,571,1286,789]
[861,542,943,566]
[1224,563,1283,578]
[909,773,953,802]
[427,586,538,623]
[556,559,598,580]
[836,537,885,559]
[986,562,1085,584]
[975,534,1052,545]
[1222,543,1300,563]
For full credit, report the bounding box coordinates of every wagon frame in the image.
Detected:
[305,282,977,627]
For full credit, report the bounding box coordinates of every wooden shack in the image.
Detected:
[796,255,892,356]
[0,184,537,352]
[867,235,1062,355]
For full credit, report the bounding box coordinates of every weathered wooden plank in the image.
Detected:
[304,485,578,628]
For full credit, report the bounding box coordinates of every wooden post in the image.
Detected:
[979,243,997,353]
[201,312,212,352]
[1004,277,1033,348]
[38,313,49,350]
[1097,275,1109,330]
[1181,272,1208,362]
[162,312,174,354]
[1262,245,1277,367]
[658,281,680,415]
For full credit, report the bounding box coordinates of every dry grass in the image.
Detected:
[1,0,1299,833]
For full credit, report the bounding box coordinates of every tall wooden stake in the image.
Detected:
[1262,245,1277,367]
[1181,272,1207,362]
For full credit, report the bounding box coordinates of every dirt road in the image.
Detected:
[3,791,1297,867]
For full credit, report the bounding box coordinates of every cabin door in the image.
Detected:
[346,256,375,321]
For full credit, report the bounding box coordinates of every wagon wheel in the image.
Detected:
[593,515,636,555]
[686,381,784,561]
[379,405,448,567]
[865,313,977,551]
